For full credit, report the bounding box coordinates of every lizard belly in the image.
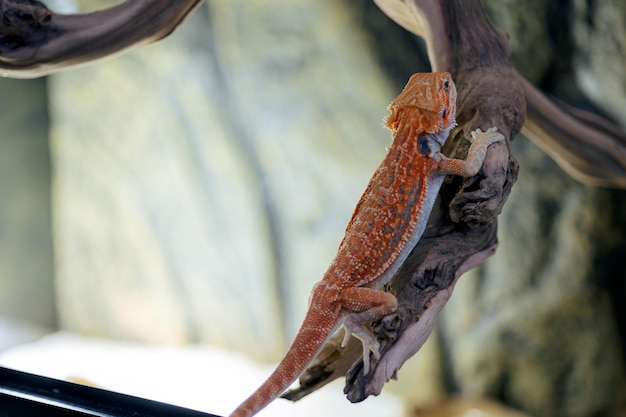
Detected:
[334,135,445,290]
[372,173,445,287]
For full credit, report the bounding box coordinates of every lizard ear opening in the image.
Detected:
[418,136,432,156]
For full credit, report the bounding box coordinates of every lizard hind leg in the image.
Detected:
[342,316,380,376]
[339,287,398,374]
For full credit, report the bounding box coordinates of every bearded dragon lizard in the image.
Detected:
[230,72,505,417]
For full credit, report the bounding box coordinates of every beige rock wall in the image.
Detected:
[572,0,626,123]
[0,77,54,329]
[50,1,395,360]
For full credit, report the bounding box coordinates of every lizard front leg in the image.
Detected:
[438,127,505,176]
[339,287,398,374]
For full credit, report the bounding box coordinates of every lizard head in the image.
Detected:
[385,72,457,136]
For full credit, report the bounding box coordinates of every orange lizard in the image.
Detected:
[230,72,504,417]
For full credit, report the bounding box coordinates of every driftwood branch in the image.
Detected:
[284,0,523,402]
[519,73,626,188]
[0,0,203,78]
[287,0,626,403]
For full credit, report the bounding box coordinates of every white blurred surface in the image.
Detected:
[0,331,404,417]
[0,316,51,352]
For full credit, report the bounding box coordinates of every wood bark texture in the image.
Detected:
[0,0,202,78]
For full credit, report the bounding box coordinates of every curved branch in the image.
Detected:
[284,0,523,402]
[0,0,203,78]
[520,72,626,188]
[373,0,447,71]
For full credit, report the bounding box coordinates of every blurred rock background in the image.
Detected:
[0,1,624,416]
[0,76,55,341]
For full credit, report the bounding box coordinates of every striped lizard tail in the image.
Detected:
[229,307,341,417]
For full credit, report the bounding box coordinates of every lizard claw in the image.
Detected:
[340,325,352,348]
[470,126,499,142]
[359,335,380,375]
[341,320,380,375]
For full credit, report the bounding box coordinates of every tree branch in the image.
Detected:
[0,0,203,78]
[519,72,626,188]
[284,0,523,402]
[287,0,626,402]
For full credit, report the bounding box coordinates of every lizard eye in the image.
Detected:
[442,109,447,118]
[443,80,450,89]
